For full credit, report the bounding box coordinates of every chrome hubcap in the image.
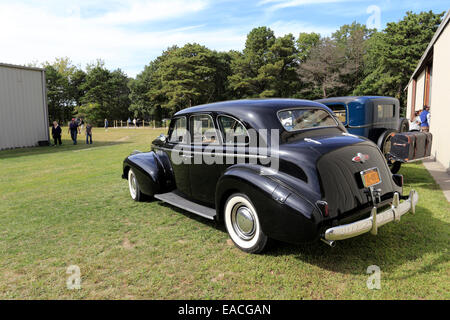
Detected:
[232,205,256,240]
[129,172,137,197]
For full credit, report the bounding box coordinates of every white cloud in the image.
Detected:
[0,0,351,77]
[95,0,209,24]
[260,0,356,12]
[0,0,246,77]
[269,20,336,37]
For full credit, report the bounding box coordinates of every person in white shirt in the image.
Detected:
[409,111,421,131]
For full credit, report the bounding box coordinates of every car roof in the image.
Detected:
[175,98,329,118]
[316,96,398,105]
[174,99,333,130]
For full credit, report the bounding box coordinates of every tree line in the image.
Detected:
[41,10,444,126]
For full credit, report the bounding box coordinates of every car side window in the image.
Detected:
[190,114,220,145]
[168,117,188,144]
[377,104,395,119]
[218,115,250,145]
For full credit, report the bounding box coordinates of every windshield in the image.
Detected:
[278,108,338,132]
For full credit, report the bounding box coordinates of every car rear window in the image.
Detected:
[278,108,338,132]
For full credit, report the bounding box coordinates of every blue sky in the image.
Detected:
[0,0,448,77]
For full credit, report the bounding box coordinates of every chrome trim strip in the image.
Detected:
[324,190,418,241]
[347,121,397,129]
[404,156,431,163]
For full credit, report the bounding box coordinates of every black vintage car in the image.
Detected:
[122,99,418,253]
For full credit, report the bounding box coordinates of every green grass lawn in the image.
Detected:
[0,128,449,299]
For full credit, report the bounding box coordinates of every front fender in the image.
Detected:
[122,151,167,196]
[216,164,323,244]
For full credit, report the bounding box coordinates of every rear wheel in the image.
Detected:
[377,130,402,173]
[128,169,144,202]
[224,193,268,254]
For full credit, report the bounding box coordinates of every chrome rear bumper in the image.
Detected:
[324,190,418,241]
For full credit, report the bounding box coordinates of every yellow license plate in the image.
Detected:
[361,168,381,188]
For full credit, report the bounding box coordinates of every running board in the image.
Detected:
[154,190,216,220]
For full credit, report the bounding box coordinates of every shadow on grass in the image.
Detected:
[400,162,442,191]
[157,199,448,276]
[157,201,224,230]
[0,138,132,160]
[266,205,449,276]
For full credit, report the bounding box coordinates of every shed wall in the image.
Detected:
[0,65,49,150]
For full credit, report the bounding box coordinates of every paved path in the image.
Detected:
[422,159,450,202]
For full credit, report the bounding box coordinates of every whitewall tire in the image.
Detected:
[224,193,268,254]
[128,168,143,202]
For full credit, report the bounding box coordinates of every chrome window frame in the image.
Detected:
[189,113,222,146]
[217,114,250,146]
[167,116,189,145]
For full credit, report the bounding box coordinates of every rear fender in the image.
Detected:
[215,164,322,243]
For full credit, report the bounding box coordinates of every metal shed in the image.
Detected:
[0,63,49,150]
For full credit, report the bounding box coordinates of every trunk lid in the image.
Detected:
[279,133,395,219]
[316,141,395,219]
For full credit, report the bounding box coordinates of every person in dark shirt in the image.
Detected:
[52,121,62,146]
[68,118,81,145]
[85,122,93,144]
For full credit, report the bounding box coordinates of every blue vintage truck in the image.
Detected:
[317,96,410,173]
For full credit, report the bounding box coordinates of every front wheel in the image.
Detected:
[128,168,144,202]
[224,193,268,254]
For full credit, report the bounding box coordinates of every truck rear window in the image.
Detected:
[278,108,338,132]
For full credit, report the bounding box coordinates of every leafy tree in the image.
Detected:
[81,65,131,125]
[229,27,298,98]
[296,32,320,63]
[43,57,77,78]
[74,103,103,124]
[45,65,71,122]
[148,44,229,113]
[69,69,87,108]
[228,27,276,98]
[298,37,353,98]
[332,22,375,95]
[355,11,444,109]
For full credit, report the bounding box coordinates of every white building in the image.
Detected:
[0,63,49,150]
[406,10,450,172]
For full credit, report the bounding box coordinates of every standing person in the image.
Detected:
[409,111,421,132]
[51,121,62,146]
[85,122,93,145]
[127,117,131,128]
[68,118,81,145]
[80,118,85,131]
[104,118,109,131]
[133,118,136,128]
[420,106,431,132]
